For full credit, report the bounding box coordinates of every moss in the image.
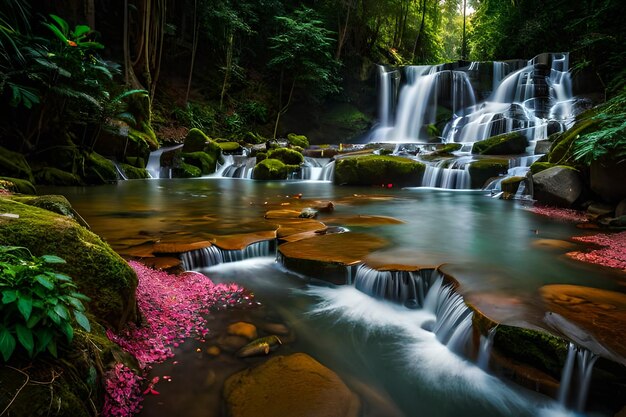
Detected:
[119,163,150,179]
[493,325,568,378]
[140,120,159,150]
[125,156,146,169]
[33,167,82,186]
[127,128,154,156]
[256,152,267,163]
[0,146,34,183]
[83,152,117,184]
[471,132,529,155]
[0,177,37,194]
[244,131,267,145]
[334,155,425,186]
[18,195,75,218]
[501,176,524,195]
[530,161,556,175]
[218,141,242,153]
[0,198,137,329]
[172,161,202,178]
[435,143,463,154]
[253,158,297,180]
[31,145,81,174]
[183,128,209,152]
[468,158,509,188]
[548,118,600,165]
[181,151,217,175]
[287,133,310,149]
[267,147,304,165]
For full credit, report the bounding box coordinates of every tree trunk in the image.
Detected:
[185,0,199,104]
[220,31,234,109]
[411,0,427,62]
[335,0,353,60]
[273,71,295,139]
[85,0,95,30]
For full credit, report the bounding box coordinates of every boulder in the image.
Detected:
[0,177,37,194]
[223,353,360,417]
[0,146,34,183]
[253,159,298,180]
[334,155,425,186]
[468,158,509,188]
[471,132,529,155]
[533,166,582,207]
[267,147,304,165]
[534,139,553,155]
[183,128,209,152]
[616,199,626,218]
[287,133,309,149]
[501,176,525,199]
[227,322,258,340]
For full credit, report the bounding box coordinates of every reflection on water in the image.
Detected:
[42,179,622,417]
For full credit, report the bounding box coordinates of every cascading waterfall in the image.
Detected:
[299,157,332,181]
[477,326,498,372]
[420,156,472,189]
[146,144,183,179]
[492,61,509,92]
[181,240,274,270]
[557,342,599,412]
[354,264,435,307]
[215,154,256,179]
[319,160,335,182]
[112,161,128,180]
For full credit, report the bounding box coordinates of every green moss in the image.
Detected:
[181,151,217,175]
[435,143,463,154]
[33,167,82,186]
[471,132,529,155]
[0,198,137,329]
[125,156,146,169]
[334,155,425,186]
[83,152,117,184]
[16,195,75,218]
[244,131,267,144]
[493,325,568,378]
[0,146,34,183]
[548,118,600,165]
[172,161,201,178]
[253,158,297,180]
[217,141,242,153]
[119,163,150,179]
[501,176,524,195]
[140,120,159,150]
[0,177,37,194]
[468,158,509,188]
[267,147,304,165]
[31,145,81,174]
[287,133,310,149]
[530,161,556,175]
[127,128,154,156]
[256,152,267,163]
[183,128,210,152]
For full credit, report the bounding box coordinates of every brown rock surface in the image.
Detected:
[227,322,258,340]
[322,214,404,226]
[223,353,360,417]
[213,231,276,251]
[363,248,447,271]
[152,240,213,253]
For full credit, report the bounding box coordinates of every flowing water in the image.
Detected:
[42,179,624,417]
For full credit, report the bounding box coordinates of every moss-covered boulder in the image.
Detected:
[182,151,217,175]
[217,141,243,154]
[532,166,582,207]
[119,163,150,179]
[83,152,118,184]
[501,176,525,198]
[334,155,425,186]
[33,167,82,186]
[529,161,555,175]
[183,128,209,152]
[468,158,509,188]
[471,132,529,155]
[0,198,137,329]
[253,159,298,180]
[267,147,304,166]
[0,177,37,194]
[435,143,463,154]
[223,353,360,417]
[287,133,309,149]
[547,118,600,165]
[172,161,201,178]
[0,146,34,183]
[125,156,146,169]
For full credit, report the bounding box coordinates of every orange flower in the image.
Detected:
[67,40,77,47]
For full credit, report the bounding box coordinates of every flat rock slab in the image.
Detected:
[540,284,626,362]
[363,248,447,271]
[212,230,276,251]
[223,353,360,417]
[322,215,404,227]
[276,219,327,241]
[152,240,213,254]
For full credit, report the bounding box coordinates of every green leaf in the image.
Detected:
[53,304,69,320]
[41,255,66,264]
[15,324,34,356]
[2,290,17,304]
[42,22,68,43]
[49,14,69,36]
[67,297,85,311]
[26,313,42,329]
[35,328,53,354]
[17,294,32,321]
[0,327,16,362]
[47,339,58,357]
[53,273,71,282]
[47,309,61,325]
[35,274,54,290]
[60,321,73,342]
[74,311,91,332]
[70,292,91,302]
[73,25,91,38]
[77,41,104,49]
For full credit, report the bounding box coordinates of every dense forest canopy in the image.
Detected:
[0,0,624,150]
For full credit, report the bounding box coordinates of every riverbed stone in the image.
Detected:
[212,231,276,251]
[223,353,360,417]
[322,214,404,227]
[152,240,213,254]
[532,166,582,207]
[471,132,529,155]
[363,248,447,271]
[227,322,258,340]
[334,155,425,186]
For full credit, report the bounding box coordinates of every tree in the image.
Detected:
[267,7,340,138]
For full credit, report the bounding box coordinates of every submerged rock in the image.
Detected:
[236,335,283,358]
[223,353,360,417]
[228,322,258,340]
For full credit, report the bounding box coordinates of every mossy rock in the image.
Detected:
[501,176,525,195]
[256,152,267,163]
[218,141,242,153]
[0,177,37,194]
[204,140,223,160]
[31,145,81,174]
[119,163,150,179]
[140,120,159,150]
[18,195,75,218]
[0,146,34,183]
[334,155,425,186]
[181,151,217,175]
[530,161,556,175]
[183,128,209,152]
[468,158,509,188]
[267,148,304,166]
[435,143,463,154]
[125,156,146,169]
[287,133,310,149]
[253,159,298,180]
[493,325,568,378]
[172,161,201,178]
[547,118,600,165]
[471,132,529,155]
[33,167,82,186]
[83,152,118,184]
[0,198,138,329]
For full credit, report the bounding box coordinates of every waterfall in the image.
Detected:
[477,327,497,371]
[547,53,574,121]
[213,155,256,179]
[299,157,332,181]
[320,160,335,182]
[112,161,128,180]
[420,156,472,189]
[377,65,396,127]
[146,144,184,179]
[492,61,509,92]
[181,240,274,270]
[354,265,435,307]
[557,342,599,412]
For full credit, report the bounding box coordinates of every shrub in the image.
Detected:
[0,246,91,361]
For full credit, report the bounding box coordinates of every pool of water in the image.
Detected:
[42,179,624,417]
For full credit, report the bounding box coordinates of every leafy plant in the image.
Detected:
[0,246,91,362]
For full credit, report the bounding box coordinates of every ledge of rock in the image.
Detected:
[322,214,404,227]
[223,353,360,417]
[363,249,447,271]
[212,231,277,251]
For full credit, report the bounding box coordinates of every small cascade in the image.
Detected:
[477,326,497,372]
[557,342,599,412]
[181,240,273,270]
[420,156,472,189]
[492,61,509,92]
[112,161,128,180]
[146,144,183,179]
[320,160,335,182]
[354,265,435,307]
[215,155,256,179]
[299,157,332,181]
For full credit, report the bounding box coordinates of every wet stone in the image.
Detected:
[227,322,258,340]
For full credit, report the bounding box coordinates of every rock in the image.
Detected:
[590,158,626,203]
[217,335,249,352]
[334,155,425,186]
[468,158,509,188]
[546,120,562,136]
[83,151,118,184]
[529,161,555,175]
[0,198,137,329]
[227,322,258,340]
[253,158,298,180]
[500,176,525,199]
[534,139,553,155]
[260,322,290,336]
[267,147,304,165]
[223,353,360,417]
[119,163,149,179]
[616,199,626,217]
[217,141,243,154]
[183,128,209,152]
[533,166,582,207]
[152,240,213,254]
[237,335,283,358]
[181,151,218,175]
[547,118,599,165]
[299,207,317,218]
[586,202,615,220]
[0,177,37,194]
[287,133,310,148]
[206,346,221,357]
[33,167,82,186]
[0,146,34,183]
[471,132,529,155]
